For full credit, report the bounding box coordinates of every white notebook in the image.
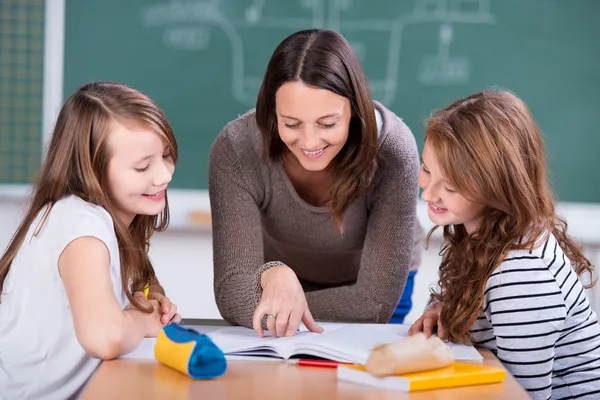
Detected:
[122,323,482,363]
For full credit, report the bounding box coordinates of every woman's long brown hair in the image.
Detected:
[256,29,379,232]
[426,89,594,344]
[0,82,178,312]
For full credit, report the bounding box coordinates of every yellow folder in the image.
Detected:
[337,362,506,392]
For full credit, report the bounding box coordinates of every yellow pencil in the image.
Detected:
[143,283,150,300]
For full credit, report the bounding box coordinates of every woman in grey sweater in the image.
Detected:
[209,29,421,337]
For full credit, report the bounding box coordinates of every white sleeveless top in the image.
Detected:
[0,195,129,399]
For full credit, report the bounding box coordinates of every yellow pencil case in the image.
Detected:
[154,323,227,379]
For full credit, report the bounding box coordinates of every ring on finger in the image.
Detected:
[266,313,277,319]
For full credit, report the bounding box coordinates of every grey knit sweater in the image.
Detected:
[209,102,420,328]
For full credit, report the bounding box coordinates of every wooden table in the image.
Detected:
[83,321,530,399]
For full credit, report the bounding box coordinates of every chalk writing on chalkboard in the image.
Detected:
[139,0,495,106]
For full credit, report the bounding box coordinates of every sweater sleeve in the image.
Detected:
[209,128,268,328]
[304,121,420,323]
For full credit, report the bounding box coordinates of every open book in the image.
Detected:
[122,323,482,364]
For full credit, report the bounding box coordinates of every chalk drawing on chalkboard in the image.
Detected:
[418,23,471,86]
[140,0,495,105]
[414,0,494,86]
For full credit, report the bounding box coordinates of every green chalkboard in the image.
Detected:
[0,0,44,185]
[64,0,600,202]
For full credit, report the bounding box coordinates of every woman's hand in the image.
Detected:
[252,266,323,338]
[147,291,182,325]
[408,303,445,339]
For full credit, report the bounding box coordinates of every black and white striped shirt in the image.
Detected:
[470,233,600,399]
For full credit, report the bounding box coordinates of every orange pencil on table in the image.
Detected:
[288,359,353,368]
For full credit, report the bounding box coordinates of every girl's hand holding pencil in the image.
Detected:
[142,282,182,325]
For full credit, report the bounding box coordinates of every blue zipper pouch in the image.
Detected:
[154,323,227,379]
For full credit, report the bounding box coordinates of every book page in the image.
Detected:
[305,324,482,364]
[120,323,481,362]
[121,337,157,359]
[208,322,344,359]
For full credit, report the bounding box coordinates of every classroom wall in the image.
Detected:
[1,193,599,324]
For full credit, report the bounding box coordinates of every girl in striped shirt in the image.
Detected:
[409,89,600,399]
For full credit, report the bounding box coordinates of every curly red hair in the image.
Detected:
[426,89,594,344]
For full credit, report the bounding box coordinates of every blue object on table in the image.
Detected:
[154,323,227,379]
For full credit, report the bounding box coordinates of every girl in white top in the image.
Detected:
[0,82,182,399]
